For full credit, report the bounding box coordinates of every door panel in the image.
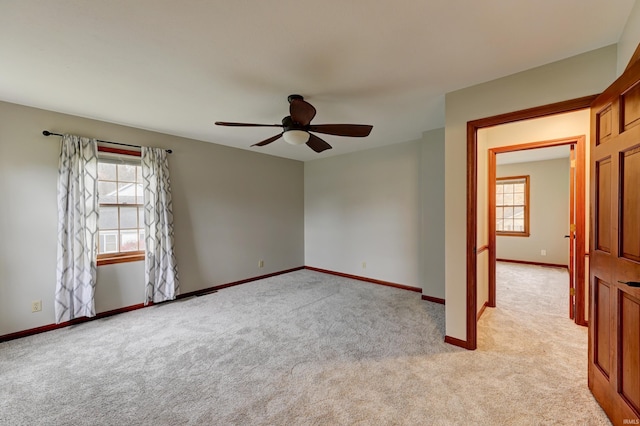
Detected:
[589,52,640,424]
[594,278,611,377]
[619,291,640,414]
[621,84,640,131]
[596,158,612,253]
[621,147,640,262]
[596,105,613,145]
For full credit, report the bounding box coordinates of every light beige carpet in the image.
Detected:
[475,262,610,425]
[0,264,610,425]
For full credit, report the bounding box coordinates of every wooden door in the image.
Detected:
[589,58,640,424]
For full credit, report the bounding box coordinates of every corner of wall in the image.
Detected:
[419,127,446,299]
[617,1,640,75]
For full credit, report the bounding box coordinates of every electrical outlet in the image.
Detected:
[259,260,264,268]
[31,300,42,313]
[541,249,547,256]
[362,262,366,269]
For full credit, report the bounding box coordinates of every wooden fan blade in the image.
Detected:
[306,134,332,153]
[290,99,316,126]
[308,124,372,137]
[216,121,283,128]
[251,133,283,147]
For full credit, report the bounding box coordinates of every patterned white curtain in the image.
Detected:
[55,134,99,323]
[142,147,179,304]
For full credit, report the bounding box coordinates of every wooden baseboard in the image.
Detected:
[0,302,149,343]
[477,301,489,321]
[0,266,305,343]
[444,335,475,350]
[304,266,422,293]
[421,295,445,305]
[178,266,304,299]
[496,258,568,269]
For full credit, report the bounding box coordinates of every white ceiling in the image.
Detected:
[0,1,635,161]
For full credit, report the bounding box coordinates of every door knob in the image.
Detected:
[618,281,640,288]
[564,235,570,238]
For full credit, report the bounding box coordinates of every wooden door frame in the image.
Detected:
[569,144,576,320]
[465,95,597,350]
[487,136,587,323]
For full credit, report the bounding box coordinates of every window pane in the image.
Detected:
[98,158,144,259]
[514,193,525,205]
[98,163,116,181]
[136,183,144,204]
[98,181,117,204]
[503,218,513,231]
[99,231,118,253]
[120,230,139,252]
[514,219,525,231]
[120,206,138,229]
[497,177,528,235]
[514,206,525,218]
[99,206,118,230]
[118,164,137,182]
[118,183,137,205]
[503,193,513,205]
[138,207,145,228]
[504,207,514,219]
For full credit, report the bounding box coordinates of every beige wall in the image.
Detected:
[496,158,571,265]
[0,101,304,336]
[304,128,445,299]
[444,45,617,342]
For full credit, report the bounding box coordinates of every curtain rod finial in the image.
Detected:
[42,130,51,136]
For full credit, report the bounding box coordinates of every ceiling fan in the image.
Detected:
[215,95,373,153]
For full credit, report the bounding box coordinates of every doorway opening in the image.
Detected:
[464,95,597,350]
[487,137,586,324]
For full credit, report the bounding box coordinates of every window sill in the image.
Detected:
[496,232,530,238]
[97,252,145,266]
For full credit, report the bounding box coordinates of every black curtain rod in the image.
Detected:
[42,130,173,154]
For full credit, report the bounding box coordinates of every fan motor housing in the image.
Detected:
[282,115,304,131]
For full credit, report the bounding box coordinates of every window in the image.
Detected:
[96,149,145,265]
[496,175,529,236]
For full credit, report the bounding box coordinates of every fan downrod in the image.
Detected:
[287,94,304,103]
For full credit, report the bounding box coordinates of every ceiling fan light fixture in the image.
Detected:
[282,129,309,145]
[215,95,372,153]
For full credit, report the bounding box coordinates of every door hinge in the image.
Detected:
[570,223,576,232]
[570,288,576,296]
[571,159,576,168]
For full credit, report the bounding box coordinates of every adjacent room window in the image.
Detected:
[496,175,530,236]
[96,149,145,265]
